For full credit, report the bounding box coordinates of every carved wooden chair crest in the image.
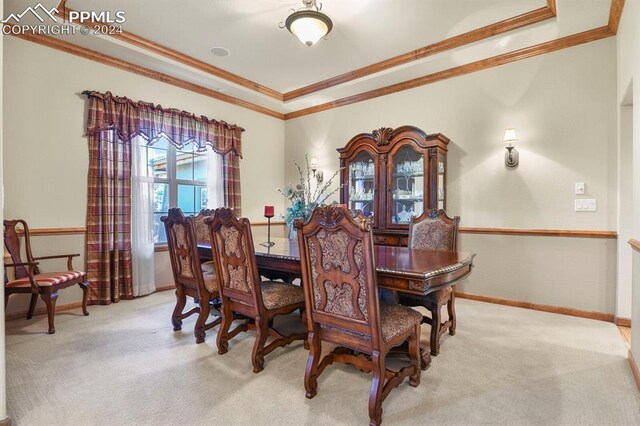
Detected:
[205,207,306,373]
[294,205,422,426]
[3,219,90,334]
[401,208,460,356]
[161,208,220,344]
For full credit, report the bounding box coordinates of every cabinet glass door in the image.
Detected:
[348,151,376,219]
[390,145,424,225]
[438,152,446,210]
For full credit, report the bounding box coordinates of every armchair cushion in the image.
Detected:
[261,281,305,310]
[380,304,422,342]
[6,270,85,288]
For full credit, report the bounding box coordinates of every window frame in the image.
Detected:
[145,139,208,247]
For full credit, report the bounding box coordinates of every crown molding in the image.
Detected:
[4,24,285,120]
[283,2,557,101]
[608,0,626,33]
[284,26,614,120]
[56,6,284,101]
[6,0,624,122]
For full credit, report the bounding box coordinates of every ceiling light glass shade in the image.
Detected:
[286,10,333,46]
[503,128,518,144]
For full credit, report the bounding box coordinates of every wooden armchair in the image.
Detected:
[161,208,221,344]
[294,205,422,426]
[205,207,306,373]
[399,209,460,356]
[3,219,90,334]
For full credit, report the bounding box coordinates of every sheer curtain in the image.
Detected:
[131,136,156,297]
[207,149,224,209]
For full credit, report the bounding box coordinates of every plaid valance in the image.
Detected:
[84,91,244,157]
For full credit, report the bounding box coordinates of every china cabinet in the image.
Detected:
[338,126,449,246]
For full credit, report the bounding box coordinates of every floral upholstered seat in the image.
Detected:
[380,304,424,342]
[261,281,305,310]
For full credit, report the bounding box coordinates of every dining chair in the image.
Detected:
[399,209,460,356]
[294,205,422,426]
[205,207,306,373]
[4,219,90,334]
[161,208,221,344]
[193,208,216,275]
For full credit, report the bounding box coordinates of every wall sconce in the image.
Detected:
[503,128,519,168]
[309,157,324,182]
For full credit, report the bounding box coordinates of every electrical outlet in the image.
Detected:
[575,182,585,195]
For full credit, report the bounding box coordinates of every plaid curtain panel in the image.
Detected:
[223,152,242,216]
[84,91,244,303]
[86,130,134,304]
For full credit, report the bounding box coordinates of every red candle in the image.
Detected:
[264,205,274,218]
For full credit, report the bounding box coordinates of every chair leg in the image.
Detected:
[172,284,187,331]
[194,293,210,344]
[4,293,10,310]
[408,323,421,387]
[216,299,233,355]
[368,351,385,426]
[78,281,90,316]
[40,290,59,334]
[448,289,456,336]
[430,305,442,356]
[27,293,38,319]
[304,331,322,399]
[251,317,269,373]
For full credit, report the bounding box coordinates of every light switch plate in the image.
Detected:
[575,199,596,211]
[575,182,585,195]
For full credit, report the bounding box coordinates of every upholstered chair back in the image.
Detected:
[206,207,262,308]
[295,205,383,349]
[408,209,460,251]
[161,208,203,286]
[193,209,215,245]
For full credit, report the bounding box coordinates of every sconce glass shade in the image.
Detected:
[503,128,519,168]
[503,128,518,144]
[285,10,333,46]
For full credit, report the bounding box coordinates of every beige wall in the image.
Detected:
[3,36,285,313]
[616,0,637,321]
[616,0,640,374]
[285,38,618,314]
[0,0,7,419]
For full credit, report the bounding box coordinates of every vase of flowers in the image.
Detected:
[280,155,343,239]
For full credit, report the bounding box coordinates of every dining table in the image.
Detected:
[197,236,476,368]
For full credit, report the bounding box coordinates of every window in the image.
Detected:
[138,136,212,244]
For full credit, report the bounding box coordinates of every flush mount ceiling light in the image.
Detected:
[280,0,333,47]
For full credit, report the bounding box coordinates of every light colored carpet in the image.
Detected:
[6,292,640,425]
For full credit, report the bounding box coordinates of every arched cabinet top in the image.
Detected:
[337,125,450,159]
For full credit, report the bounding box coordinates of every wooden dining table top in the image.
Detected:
[199,237,475,296]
